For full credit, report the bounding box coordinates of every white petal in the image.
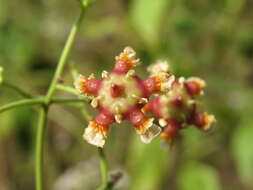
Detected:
[136,118,161,143]
[91,97,100,108]
[160,75,175,92]
[74,74,86,94]
[126,69,135,78]
[101,70,109,78]
[83,123,106,147]
[116,47,140,67]
[115,114,122,123]
[147,61,170,75]
[140,124,161,144]
[178,77,185,84]
[123,46,136,58]
[159,118,167,127]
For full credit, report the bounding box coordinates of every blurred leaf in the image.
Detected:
[225,0,245,14]
[0,0,7,26]
[84,17,119,39]
[127,136,170,190]
[170,6,199,38]
[181,127,217,160]
[177,162,221,190]
[12,107,35,154]
[0,23,36,69]
[0,65,3,84]
[130,0,169,47]
[231,119,253,185]
[0,110,16,138]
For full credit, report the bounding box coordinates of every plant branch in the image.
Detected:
[2,81,33,98]
[35,106,48,190]
[97,148,109,190]
[0,97,88,114]
[56,84,80,95]
[0,1,102,190]
[0,98,45,113]
[45,5,86,105]
[51,97,87,104]
[35,1,93,189]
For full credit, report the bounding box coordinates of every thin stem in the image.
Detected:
[56,84,80,95]
[97,148,109,190]
[35,3,88,189]
[51,97,86,104]
[0,97,87,113]
[45,6,86,105]
[35,106,48,190]
[0,98,45,113]
[2,81,33,98]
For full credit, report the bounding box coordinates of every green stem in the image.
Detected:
[51,97,86,104]
[35,3,88,190]
[0,97,87,113]
[35,106,48,190]
[2,81,33,98]
[56,84,80,95]
[0,98,45,113]
[97,148,109,190]
[45,6,86,105]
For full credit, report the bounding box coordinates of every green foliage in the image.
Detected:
[130,0,169,47]
[231,119,253,185]
[0,110,15,138]
[127,136,169,190]
[178,162,221,190]
[0,23,36,69]
[0,66,3,84]
[225,0,246,14]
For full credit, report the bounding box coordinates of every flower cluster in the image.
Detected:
[142,71,215,144]
[74,47,215,147]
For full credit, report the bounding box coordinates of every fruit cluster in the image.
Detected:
[74,47,215,147]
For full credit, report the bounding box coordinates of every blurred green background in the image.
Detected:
[1,0,253,189]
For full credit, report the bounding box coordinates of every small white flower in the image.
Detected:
[115,46,140,67]
[147,60,170,76]
[74,74,87,95]
[83,122,107,147]
[136,118,161,144]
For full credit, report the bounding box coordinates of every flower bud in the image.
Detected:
[185,77,206,96]
[191,112,216,131]
[113,47,139,74]
[161,119,181,141]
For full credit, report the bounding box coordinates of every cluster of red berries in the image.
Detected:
[74,47,215,147]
